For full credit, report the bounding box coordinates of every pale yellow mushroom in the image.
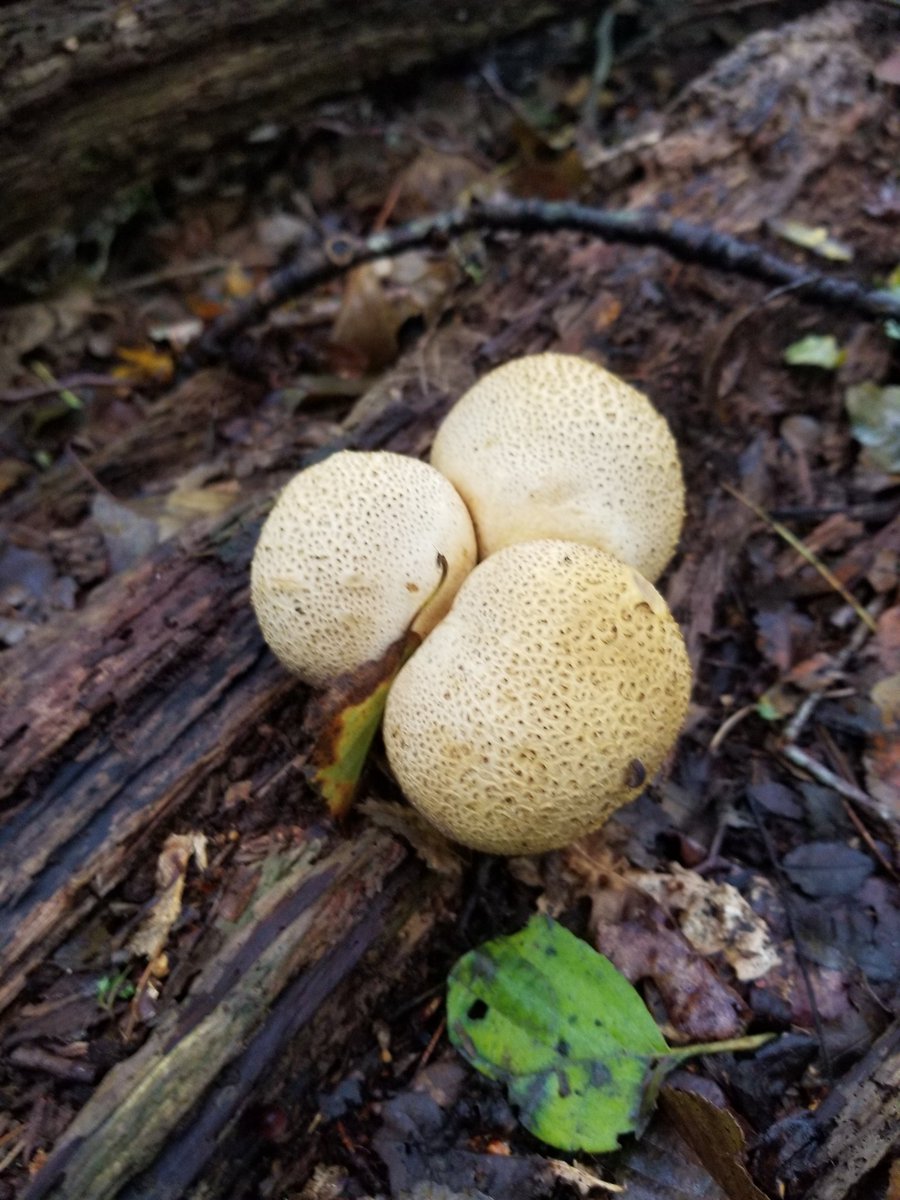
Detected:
[250,450,477,686]
[430,352,684,581]
[383,539,691,855]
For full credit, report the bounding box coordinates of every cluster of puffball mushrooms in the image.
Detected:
[251,353,692,855]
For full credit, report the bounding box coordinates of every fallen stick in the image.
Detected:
[187,198,900,367]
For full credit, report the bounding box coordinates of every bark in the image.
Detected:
[0,367,463,1198]
[21,830,452,1200]
[0,357,455,1016]
[794,1019,900,1200]
[0,0,593,271]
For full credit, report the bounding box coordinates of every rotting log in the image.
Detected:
[0,0,595,271]
[0,372,464,1198]
[0,334,475,1197]
[21,828,452,1200]
[0,351,460,1016]
[786,1018,900,1200]
[0,504,287,1013]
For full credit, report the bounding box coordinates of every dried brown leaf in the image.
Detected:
[660,1087,772,1200]
[332,264,401,369]
[633,866,781,982]
[591,896,749,1042]
[129,833,207,960]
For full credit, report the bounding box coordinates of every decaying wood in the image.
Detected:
[791,1018,900,1200]
[0,366,463,1196]
[0,0,595,271]
[0,505,283,1012]
[0,351,460,1017]
[22,829,451,1200]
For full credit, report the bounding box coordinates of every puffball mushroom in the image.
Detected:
[383,539,691,855]
[430,352,685,582]
[250,450,477,686]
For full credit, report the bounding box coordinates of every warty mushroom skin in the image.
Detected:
[430,352,685,582]
[250,449,477,687]
[383,539,691,855]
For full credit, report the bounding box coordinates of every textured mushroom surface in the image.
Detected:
[383,540,691,854]
[250,450,477,686]
[430,352,684,581]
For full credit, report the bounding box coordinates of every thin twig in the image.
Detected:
[709,703,757,754]
[62,443,120,502]
[723,484,878,633]
[0,374,133,405]
[97,257,231,296]
[415,1013,446,1073]
[781,744,890,827]
[581,5,619,135]
[815,724,897,879]
[0,1134,25,1175]
[784,598,884,744]
[184,198,900,369]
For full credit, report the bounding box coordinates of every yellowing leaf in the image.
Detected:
[129,833,207,960]
[305,553,450,819]
[114,345,174,382]
[304,630,420,819]
[223,261,255,298]
[769,219,854,262]
[784,334,845,369]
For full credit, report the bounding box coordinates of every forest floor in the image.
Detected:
[0,3,898,1199]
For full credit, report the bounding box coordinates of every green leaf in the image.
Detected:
[755,693,783,722]
[783,334,845,369]
[304,552,449,819]
[448,915,667,1152]
[448,916,774,1154]
[845,382,900,473]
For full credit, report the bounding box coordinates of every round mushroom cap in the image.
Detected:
[383,539,691,854]
[250,450,477,686]
[430,352,685,582]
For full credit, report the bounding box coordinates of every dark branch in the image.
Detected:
[186,198,900,369]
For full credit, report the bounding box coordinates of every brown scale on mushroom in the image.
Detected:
[250,450,477,686]
[430,352,685,582]
[383,540,691,855]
